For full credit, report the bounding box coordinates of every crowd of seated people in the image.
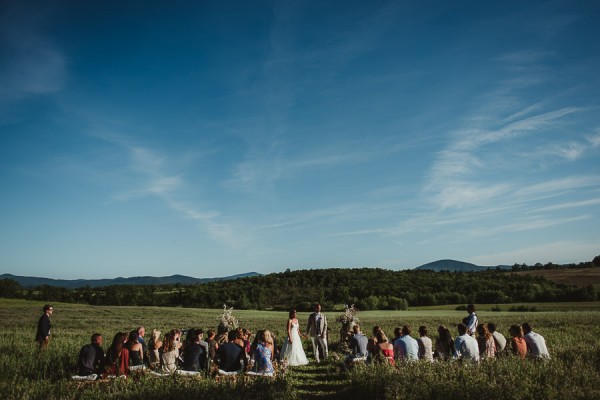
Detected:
[344,305,549,366]
[74,304,550,379]
[74,323,276,379]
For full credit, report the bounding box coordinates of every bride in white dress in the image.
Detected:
[279,309,309,366]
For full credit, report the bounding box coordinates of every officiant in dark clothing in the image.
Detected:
[35,304,53,351]
[78,333,105,375]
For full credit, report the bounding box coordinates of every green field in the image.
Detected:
[410,301,600,312]
[1,299,599,399]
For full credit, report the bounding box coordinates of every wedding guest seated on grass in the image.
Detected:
[250,329,264,356]
[476,323,496,360]
[136,326,147,364]
[126,330,144,367]
[232,327,245,349]
[417,326,434,362]
[394,325,419,361]
[77,333,104,376]
[206,329,219,363]
[182,329,208,372]
[487,322,507,356]
[522,322,550,359]
[251,330,274,375]
[104,332,129,377]
[263,330,276,361]
[344,325,368,368]
[171,329,183,350]
[349,325,368,359]
[160,332,179,373]
[216,330,246,373]
[435,325,455,361]
[391,327,402,349]
[243,328,252,355]
[367,325,382,361]
[509,324,527,359]
[454,323,480,363]
[148,329,163,369]
[374,330,395,366]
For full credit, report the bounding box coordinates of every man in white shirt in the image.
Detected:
[522,322,550,359]
[466,304,478,336]
[454,323,480,362]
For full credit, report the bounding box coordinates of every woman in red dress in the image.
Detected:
[374,330,395,366]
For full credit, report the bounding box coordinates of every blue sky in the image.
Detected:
[1,1,599,279]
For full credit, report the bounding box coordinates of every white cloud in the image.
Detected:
[515,176,600,198]
[432,182,510,210]
[534,198,600,212]
[532,141,586,161]
[586,131,600,147]
[424,104,581,210]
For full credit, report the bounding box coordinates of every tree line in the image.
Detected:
[510,256,599,271]
[1,258,598,310]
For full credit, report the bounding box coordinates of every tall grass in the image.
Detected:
[1,299,599,399]
[347,310,600,400]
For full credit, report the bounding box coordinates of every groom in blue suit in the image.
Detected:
[306,303,328,362]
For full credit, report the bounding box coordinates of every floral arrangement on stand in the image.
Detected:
[215,304,239,343]
[336,304,359,354]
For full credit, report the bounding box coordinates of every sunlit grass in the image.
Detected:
[1,299,599,399]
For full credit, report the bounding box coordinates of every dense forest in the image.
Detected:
[1,256,598,310]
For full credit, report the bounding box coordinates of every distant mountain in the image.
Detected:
[415,259,511,272]
[0,272,262,289]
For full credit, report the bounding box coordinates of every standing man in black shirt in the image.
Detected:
[35,304,53,351]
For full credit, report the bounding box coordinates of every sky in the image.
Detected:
[1,0,599,279]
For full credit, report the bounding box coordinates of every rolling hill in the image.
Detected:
[0,272,261,289]
[415,259,510,272]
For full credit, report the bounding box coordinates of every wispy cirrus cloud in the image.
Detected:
[519,127,600,163]
[92,132,251,250]
[226,139,407,191]
[424,101,580,209]
[586,131,600,147]
[515,175,600,198]
[533,198,600,212]
[227,2,409,192]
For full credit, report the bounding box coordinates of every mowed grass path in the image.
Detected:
[287,360,350,400]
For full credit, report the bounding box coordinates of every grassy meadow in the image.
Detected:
[513,267,600,287]
[1,299,599,399]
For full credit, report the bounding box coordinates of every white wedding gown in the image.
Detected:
[280,321,309,366]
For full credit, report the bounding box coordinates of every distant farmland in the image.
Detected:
[514,267,600,287]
